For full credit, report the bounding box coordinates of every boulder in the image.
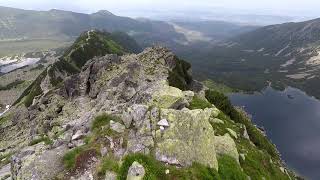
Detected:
[156,108,218,170]
[215,134,239,163]
[151,83,185,109]
[72,130,85,141]
[127,161,145,180]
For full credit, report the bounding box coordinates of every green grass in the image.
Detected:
[97,156,120,177]
[91,113,120,131]
[118,153,167,180]
[218,155,247,180]
[237,139,290,180]
[29,136,53,146]
[189,96,212,110]
[118,153,256,180]
[62,146,85,170]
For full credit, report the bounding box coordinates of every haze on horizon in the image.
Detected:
[1,0,320,19]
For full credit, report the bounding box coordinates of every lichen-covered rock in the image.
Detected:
[151,83,185,109]
[155,108,218,170]
[215,134,239,163]
[127,161,145,180]
[11,144,67,180]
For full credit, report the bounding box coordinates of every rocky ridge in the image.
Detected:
[0,31,295,179]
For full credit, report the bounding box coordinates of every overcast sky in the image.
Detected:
[0,0,320,18]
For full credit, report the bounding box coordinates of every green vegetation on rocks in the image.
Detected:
[218,155,247,180]
[168,58,192,91]
[189,96,212,110]
[118,153,221,180]
[62,30,127,69]
[97,156,120,177]
[205,89,279,159]
[29,136,53,146]
[91,113,121,131]
[63,146,99,171]
[13,69,47,107]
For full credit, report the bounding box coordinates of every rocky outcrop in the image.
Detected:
[156,108,218,169]
[0,34,293,179]
[214,134,239,163]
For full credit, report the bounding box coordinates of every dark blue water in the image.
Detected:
[229,87,320,180]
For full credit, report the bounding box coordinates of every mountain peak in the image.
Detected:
[93,10,115,16]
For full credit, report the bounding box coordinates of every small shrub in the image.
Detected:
[218,155,247,180]
[189,96,212,110]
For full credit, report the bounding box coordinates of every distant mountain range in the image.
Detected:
[0,6,256,47]
[2,6,320,99]
[187,18,320,98]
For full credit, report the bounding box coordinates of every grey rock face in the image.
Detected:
[11,145,67,180]
[110,121,126,133]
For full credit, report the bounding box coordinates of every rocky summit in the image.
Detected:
[0,30,296,179]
